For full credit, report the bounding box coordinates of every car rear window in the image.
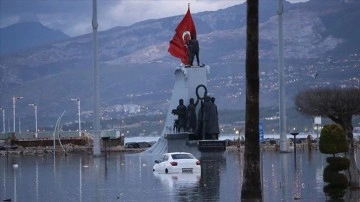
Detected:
[171,154,195,159]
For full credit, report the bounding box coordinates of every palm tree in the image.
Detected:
[241,0,262,200]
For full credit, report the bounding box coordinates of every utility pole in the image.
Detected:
[92,0,101,156]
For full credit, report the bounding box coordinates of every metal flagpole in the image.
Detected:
[78,99,81,137]
[12,96,23,132]
[278,0,288,152]
[71,98,81,137]
[13,97,15,132]
[29,103,38,138]
[92,0,101,156]
[1,107,5,133]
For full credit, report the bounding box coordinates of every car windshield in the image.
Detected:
[171,153,195,160]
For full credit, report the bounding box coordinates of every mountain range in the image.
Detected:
[0,0,359,129]
[0,22,69,56]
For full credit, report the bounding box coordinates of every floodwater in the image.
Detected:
[1,149,359,202]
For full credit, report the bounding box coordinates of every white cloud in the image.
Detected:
[100,1,242,34]
[0,0,242,36]
[106,0,242,25]
[0,0,309,37]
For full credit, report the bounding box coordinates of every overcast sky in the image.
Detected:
[0,0,309,37]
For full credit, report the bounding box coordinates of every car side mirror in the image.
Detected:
[155,160,160,164]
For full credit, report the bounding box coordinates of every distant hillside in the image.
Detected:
[0,0,359,129]
[0,22,69,55]
[319,2,360,55]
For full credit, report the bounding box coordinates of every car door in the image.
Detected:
[159,154,169,173]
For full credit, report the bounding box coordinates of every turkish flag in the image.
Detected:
[168,7,197,65]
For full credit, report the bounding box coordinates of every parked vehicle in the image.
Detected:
[125,142,152,148]
[153,152,201,174]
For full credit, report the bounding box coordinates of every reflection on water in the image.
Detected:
[199,154,226,201]
[154,172,201,190]
[1,150,360,201]
[154,172,201,201]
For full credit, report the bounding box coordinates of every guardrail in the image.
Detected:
[0,129,122,140]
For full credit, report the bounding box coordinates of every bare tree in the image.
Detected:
[241,0,262,200]
[295,87,360,188]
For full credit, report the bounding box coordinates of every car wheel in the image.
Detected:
[165,168,168,174]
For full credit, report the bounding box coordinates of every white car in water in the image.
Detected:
[153,152,201,174]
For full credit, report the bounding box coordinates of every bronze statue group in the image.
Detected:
[172,96,220,140]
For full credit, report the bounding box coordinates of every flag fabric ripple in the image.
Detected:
[168,7,197,65]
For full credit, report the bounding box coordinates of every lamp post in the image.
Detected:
[314,116,321,148]
[12,96,23,133]
[1,107,5,133]
[291,132,299,168]
[71,98,81,137]
[29,103,38,138]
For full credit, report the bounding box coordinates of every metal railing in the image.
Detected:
[0,129,121,140]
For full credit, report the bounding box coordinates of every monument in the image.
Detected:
[144,5,225,155]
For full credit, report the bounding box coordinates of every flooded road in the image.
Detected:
[1,149,358,201]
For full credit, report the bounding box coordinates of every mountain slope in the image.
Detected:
[0,22,69,56]
[0,0,359,128]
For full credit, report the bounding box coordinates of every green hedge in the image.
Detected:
[326,157,350,171]
[319,123,349,200]
[319,124,348,154]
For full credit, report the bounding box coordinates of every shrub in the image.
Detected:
[319,124,349,200]
[326,157,350,171]
[319,124,348,155]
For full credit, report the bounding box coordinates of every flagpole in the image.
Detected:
[278,0,288,152]
[168,4,196,65]
[92,0,101,156]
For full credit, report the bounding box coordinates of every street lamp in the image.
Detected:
[71,98,81,137]
[0,107,5,133]
[314,116,321,148]
[12,96,23,133]
[29,103,38,138]
[291,132,299,168]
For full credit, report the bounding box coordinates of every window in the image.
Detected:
[162,155,169,161]
[171,153,194,160]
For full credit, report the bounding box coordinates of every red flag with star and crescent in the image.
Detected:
[168,6,197,65]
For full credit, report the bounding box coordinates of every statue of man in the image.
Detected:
[187,36,200,66]
[172,99,187,132]
[202,96,220,139]
[186,98,198,132]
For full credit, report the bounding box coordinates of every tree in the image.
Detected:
[295,87,360,189]
[241,0,262,200]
